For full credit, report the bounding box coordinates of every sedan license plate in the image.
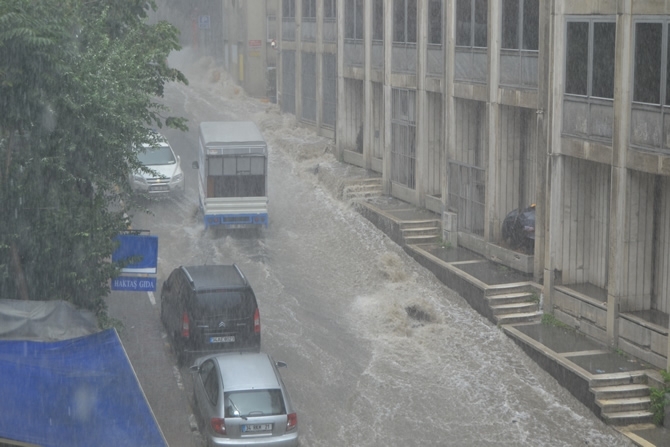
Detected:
[150,185,169,192]
[242,424,272,433]
[209,336,235,343]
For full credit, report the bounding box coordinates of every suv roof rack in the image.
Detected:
[180,264,249,288]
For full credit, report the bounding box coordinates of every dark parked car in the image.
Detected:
[160,264,261,365]
[190,352,298,447]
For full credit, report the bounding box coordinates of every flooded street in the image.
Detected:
[117,50,633,446]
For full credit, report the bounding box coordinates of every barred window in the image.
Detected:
[565,20,615,99]
[393,0,417,44]
[502,0,538,50]
[345,0,364,40]
[456,0,487,47]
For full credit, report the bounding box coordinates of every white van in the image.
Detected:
[193,122,268,229]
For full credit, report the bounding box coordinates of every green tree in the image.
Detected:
[0,0,187,316]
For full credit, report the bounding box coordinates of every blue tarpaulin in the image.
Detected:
[0,329,167,447]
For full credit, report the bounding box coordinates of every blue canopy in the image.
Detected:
[0,329,167,447]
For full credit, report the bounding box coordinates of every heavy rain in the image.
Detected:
[1,1,668,447]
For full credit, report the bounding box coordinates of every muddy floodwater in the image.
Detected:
[123,49,635,447]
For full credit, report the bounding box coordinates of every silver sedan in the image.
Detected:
[190,352,298,447]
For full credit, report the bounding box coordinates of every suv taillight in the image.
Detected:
[211,417,226,435]
[286,413,297,431]
[254,308,260,334]
[181,311,190,338]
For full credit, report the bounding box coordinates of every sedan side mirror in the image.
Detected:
[192,161,199,169]
[275,361,287,368]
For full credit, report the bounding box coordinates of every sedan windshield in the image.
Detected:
[138,145,176,166]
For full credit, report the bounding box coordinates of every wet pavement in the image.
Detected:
[350,193,670,447]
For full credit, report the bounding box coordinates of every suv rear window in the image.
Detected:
[195,290,256,316]
[224,389,285,417]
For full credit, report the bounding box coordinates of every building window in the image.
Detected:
[502,0,538,50]
[267,15,277,41]
[565,20,615,99]
[324,0,336,19]
[456,0,487,48]
[630,21,670,154]
[373,0,384,41]
[634,22,665,105]
[345,0,364,40]
[393,0,417,44]
[302,0,316,18]
[282,0,295,18]
[428,0,442,45]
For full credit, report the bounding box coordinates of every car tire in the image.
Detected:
[160,300,167,328]
[174,334,187,367]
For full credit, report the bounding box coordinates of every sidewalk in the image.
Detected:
[346,192,670,447]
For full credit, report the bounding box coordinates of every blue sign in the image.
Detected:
[199,15,210,29]
[112,276,157,292]
[112,234,158,274]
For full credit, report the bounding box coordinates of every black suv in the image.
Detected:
[160,264,261,365]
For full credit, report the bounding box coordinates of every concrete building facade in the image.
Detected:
[273,0,670,371]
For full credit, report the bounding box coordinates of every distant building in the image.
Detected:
[221,0,278,101]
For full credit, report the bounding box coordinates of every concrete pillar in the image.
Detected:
[276,1,283,109]
[544,153,564,313]
[363,0,373,170]
[416,0,428,207]
[485,0,501,242]
[443,0,457,223]
[382,0,393,194]
[335,0,345,160]
[543,0,564,315]
[534,0,554,282]
[607,1,634,348]
[315,0,323,131]
[295,0,303,123]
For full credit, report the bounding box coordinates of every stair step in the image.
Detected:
[590,373,648,388]
[345,190,382,198]
[401,220,441,230]
[496,311,543,325]
[591,384,650,400]
[343,185,382,193]
[402,227,441,237]
[597,396,651,414]
[601,410,654,426]
[404,234,440,244]
[342,179,383,201]
[486,292,533,305]
[490,302,539,316]
[487,292,536,305]
[343,177,382,185]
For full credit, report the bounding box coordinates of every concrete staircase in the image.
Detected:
[590,373,654,426]
[342,178,383,201]
[401,219,441,245]
[486,286,543,325]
